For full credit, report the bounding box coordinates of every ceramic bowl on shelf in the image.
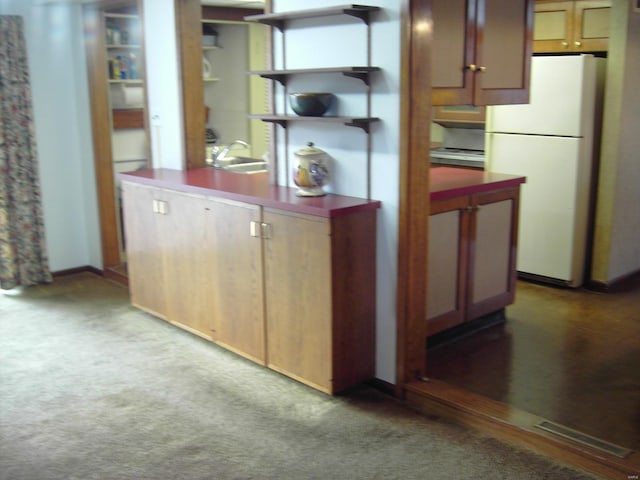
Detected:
[289,92,335,117]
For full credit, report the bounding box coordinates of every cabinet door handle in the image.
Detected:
[561,41,569,48]
[249,221,272,239]
[260,223,272,239]
[574,41,582,47]
[467,64,486,73]
[250,221,260,238]
[153,200,168,215]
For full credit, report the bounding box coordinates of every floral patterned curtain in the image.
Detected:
[0,16,52,290]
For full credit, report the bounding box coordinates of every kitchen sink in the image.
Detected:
[222,161,268,174]
[209,156,268,174]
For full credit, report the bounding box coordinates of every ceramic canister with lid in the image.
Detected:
[292,142,330,197]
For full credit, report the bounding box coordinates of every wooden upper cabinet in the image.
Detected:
[533,0,611,53]
[431,0,534,106]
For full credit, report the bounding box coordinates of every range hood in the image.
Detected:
[433,105,486,129]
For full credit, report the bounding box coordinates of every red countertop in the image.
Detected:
[430,166,526,201]
[119,166,524,216]
[119,168,381,218]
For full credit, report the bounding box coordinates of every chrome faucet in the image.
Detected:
[213,140,250,168]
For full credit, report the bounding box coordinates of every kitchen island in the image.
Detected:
[119,168,380,394]
[428,167,526,339]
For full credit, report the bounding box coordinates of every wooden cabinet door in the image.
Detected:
[121,181,167,319]
[262,209,333,393]
[467,188,520,320]
[203,197,265,364]
[475,0,533,105]
[431,0,476,105]
[533,1,610,53]
[161,190,215,338]
[431,0,533,106]
[426,196,470,336]
[533,1,574,52]
[574,0,610,52]
[161,191,265,363]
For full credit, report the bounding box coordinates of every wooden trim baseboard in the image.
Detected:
[404,379,640,480]
[104,266,129,287]
[587,268,640,293]
[367,377,396,397]
[52,266,103,278]
[51,265,128,288]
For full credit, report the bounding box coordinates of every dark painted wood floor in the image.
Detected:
[427,276,640,452]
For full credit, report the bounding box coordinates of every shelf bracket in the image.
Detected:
[342,71,370,85]
[344,118,379,133]
[259,19,285,31]
[343,8,374,25]
[344,121,370,133]
[259,73,287,86]
[261,118,288,129]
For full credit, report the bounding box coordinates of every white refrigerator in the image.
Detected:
[485,55,605,287]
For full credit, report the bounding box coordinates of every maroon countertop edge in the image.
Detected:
[118,168,381,218]
[119,166,525,216]
[430,166,526,201]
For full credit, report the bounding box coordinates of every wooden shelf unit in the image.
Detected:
[245,5,381,199]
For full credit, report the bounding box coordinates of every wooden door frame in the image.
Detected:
[175,0,266,170]
[395,0,432,394]
[83,0,148,272]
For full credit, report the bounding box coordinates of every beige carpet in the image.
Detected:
[0,273,599,480]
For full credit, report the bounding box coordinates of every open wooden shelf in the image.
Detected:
[248,66,380,85]
[244,4,380,29]
[248,114,379,132]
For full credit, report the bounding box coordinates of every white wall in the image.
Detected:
[592,0,640,284]
[272,0,402,383]
[1,0,101,272]
[143,0,184,170]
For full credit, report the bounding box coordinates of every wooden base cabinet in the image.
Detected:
[121,182,265,363]
[427,187,520,336]
[122,181,376,394]
[263,209,377,394]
